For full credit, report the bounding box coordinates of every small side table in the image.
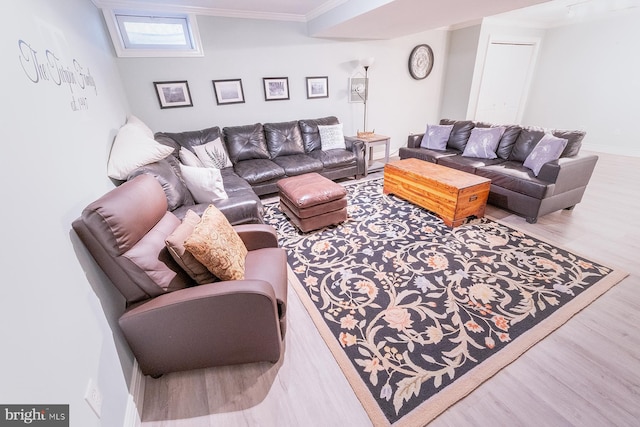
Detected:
[353,134,390,176]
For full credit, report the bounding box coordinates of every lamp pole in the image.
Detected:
[363,65,369,133]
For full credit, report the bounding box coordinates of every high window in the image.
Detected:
[103,9,203,57]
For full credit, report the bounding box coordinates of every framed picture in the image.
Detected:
[212,79,245,105]
[349,77,368,103]
[306,76,329,99]
[154,81,193,109]
[263,77,289,101]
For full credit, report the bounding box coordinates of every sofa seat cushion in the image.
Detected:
[264,121,305,157]
[438,155,505,174]
[223,123,271,162]
[399,146,459,163]
[476,161,554,199]
[307,149,356,169]
[272,154,323,176]
[233,158,285,184]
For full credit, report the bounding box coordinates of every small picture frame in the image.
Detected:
[349,77,368,103]
[212,79,245,105]
[154,81,193,109]
[263,77,289,101]
[306,76,329,99]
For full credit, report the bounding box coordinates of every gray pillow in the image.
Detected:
[523,133,568,176]
[461,127,505,159]
[420,124,453,150]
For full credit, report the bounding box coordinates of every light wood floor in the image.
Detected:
[141,151,640,427]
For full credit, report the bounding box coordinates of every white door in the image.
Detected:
[474,41,538,124]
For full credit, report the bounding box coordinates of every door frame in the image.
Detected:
[467,34,542,124]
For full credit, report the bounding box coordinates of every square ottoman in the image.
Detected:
[277,173,348,232]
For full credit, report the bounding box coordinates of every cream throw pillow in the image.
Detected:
[107,123,174,180]
[184,205,247,281]
[179,147,205,167]
[318,123,346,150]
[179,164,228,203]
[165,210,217,285]
[192,138,233,169]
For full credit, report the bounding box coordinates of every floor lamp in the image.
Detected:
[358,57,375,138]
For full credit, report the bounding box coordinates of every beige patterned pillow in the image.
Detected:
[165,210,217,285]
[184,205,247,281]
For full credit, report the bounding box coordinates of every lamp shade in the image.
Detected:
[360,57,375,68]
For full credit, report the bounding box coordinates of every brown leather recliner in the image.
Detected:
[72,174,287,377]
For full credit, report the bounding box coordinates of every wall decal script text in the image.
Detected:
[18,39,98,111]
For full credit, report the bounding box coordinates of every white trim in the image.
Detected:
[123,359,145,427]
[306,0,349,21]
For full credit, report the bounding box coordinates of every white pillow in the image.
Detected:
[179,164,228,203]
[318,123,346,150]
[126,115,154,138]
[107,123,174,180]
[179,147,204,167]
[192,138,233,169]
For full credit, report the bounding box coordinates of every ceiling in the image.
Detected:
[93,0,640,39]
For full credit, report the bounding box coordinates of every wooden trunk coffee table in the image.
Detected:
[383,158,491,228]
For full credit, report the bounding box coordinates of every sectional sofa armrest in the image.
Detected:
[234,224,279,250]
[119,280,284,376]
[344,137,366,176]
[537,154,599,194]
[407,133,425,149]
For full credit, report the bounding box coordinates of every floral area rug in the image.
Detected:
[262,178,627,426]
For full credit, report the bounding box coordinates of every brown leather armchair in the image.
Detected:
[73,174,287,377]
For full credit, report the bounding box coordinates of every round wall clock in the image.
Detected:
[408,44,434,80]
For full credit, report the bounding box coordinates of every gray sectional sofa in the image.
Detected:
[129,116,365,225]
[399,119,598,223]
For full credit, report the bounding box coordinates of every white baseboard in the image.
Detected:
[123,359,145,427]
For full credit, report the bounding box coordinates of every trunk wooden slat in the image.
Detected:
[383,158,491,227]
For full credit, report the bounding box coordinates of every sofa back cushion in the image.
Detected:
[440,119,474,151]
[128,155,195,211]
[475,122,522,159]
[552,129,585,157]
[223,123,271,162]
[154,126,222,156]
[299,116,340,152]
[509,126,545,162]
[264,121,305,158]
[75,175,191,304]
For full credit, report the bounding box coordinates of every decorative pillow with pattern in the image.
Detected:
[523,133,568,176]
[193,137,233,169]
[420,124,453,150]
[318,123,346,150]
[184,205,248,281]
[462,126,505,159]
[165,210,217,285]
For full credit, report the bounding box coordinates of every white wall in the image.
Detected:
[116,16,448,157]
[439,24,481,120]
[522,9,640,156]
[1,1,134,425]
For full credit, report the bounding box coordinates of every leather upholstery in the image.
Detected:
[155,126,222,155]
[233,158,285,184]
[127,156,194,211]
[74,174,288,376]
[299,116,339,152]
[264,121,305,157]
[223,123,271,162]
[272,154,323,176]
[401,119,598,223]
[440,119,474,152]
